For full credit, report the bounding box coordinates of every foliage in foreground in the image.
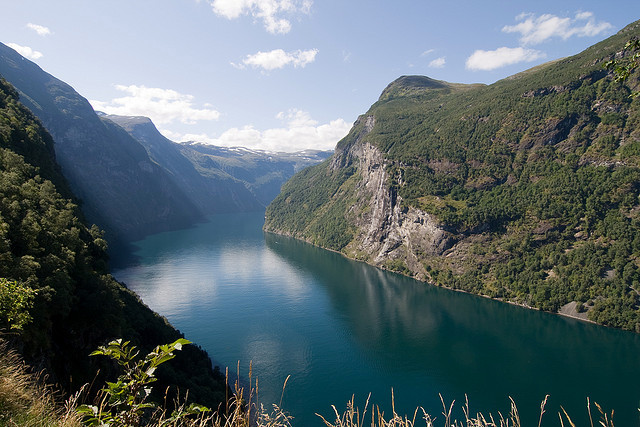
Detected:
[0,337,623,426]
[606,37,640,97]
[76,339,209,426]
[0,340,81,426]
[74,338,292,427]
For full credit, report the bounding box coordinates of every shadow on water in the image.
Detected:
[263,232,640,426]
[109,211,267,269]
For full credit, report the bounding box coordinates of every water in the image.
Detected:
[113,212,640,426]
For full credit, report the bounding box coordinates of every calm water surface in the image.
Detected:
[112,212,640,426]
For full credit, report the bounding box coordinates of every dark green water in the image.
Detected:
[113,212,640,426]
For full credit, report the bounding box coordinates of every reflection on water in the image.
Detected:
[114,213,640,426]
[264,233,640,425]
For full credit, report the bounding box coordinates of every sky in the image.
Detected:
[1,1,638,152]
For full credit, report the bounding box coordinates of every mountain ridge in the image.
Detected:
[0,42,331,249]
[104,112,332,209]
[0,42,202,246]
[265,20,640,331]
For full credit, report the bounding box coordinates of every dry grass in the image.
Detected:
[315,392,523,427]
[144,363,293,427]
[316,392,618,427]
[0,341,621,427]
[0,340,82,426]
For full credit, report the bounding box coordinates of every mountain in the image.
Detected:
[0,42,203,246]
[0,42,330,248]
[104,113,331,209]
[0,77,228,407]
[265,21,640,331]
[176,143,332,206]
[101,114,263,215]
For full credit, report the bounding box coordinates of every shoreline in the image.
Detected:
[264,227,602,328]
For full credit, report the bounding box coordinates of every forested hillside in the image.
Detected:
[265,21,640,331]
[0,77,227,407]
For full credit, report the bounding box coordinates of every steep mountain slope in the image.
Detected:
[105,113,331,209]
[178,143,332,206]
[0,43,201,245]
[0,43,332,248]
[265,21,640,331]
[102,114,263,214]
[0,77,227,407]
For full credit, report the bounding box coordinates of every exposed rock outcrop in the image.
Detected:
[335,117,453,280]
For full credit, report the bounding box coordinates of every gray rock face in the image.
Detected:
[335,116,453,279]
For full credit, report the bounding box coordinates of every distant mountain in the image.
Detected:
[105,113,332,207]
[0,42,331,248]
[265,20,640,331]
[0,42,201,246]
[101,114,264,216]
[177,142,332,206]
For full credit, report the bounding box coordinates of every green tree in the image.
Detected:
[0,278,37,331]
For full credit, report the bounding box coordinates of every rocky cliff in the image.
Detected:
[265,21,640,331]
[329,116,453,279]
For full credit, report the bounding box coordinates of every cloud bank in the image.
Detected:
[7,43,43,60]
[90,85,220,124]
[235,48,318,70]
[466,47,545,71]
[503,11,613,45]
[466,11,611,72]
[164,109,352,152]
[208,0,312,34]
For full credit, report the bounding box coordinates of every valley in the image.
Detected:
[1,13,640,427]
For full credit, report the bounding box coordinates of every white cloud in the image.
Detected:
[208,0,312,34]
[26,23,51,36]
[502,11,612,45]
[6,43,43,60]
[90,85,220,125]
[421,49,435,57]
[164,109,352,152]
[466,47,545,71]
[428,57,446,68]
[235,48,318,71]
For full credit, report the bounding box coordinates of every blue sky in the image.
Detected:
[1,1,638,152]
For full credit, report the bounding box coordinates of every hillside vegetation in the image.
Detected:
[0,77,228,409]
[265,21,640,331]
